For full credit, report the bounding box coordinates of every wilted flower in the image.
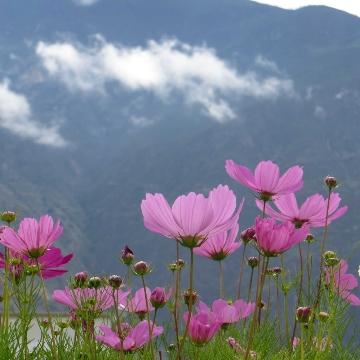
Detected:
[183,288,198,307]
[248,257,259,268]
[225,160,303,201]
[240,227,256,244]
[0,215,63,258]
[296,306,312,323]
[256,192,347,228]
[141,185,242,248]
[254,217,309,256]
[96,321,163,352]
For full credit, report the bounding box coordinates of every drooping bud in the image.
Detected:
[318,311,329,322]
[74,271,88,288]
[324,176,337,189]
[121,246,134,266]
[150,287,168,309]
[88,276,102,289]
[1,211,16,224]
[296,306,312,323]
[133,261,151,276]
[305,234,315,243]
[248,257,259,268]
[183,288,198,307]
[108,275,123,289]
[240,228,256,244]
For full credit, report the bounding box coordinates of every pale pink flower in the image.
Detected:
[0,215,63,258]
[198,299,255,324]
[183,309,221,345]
[141,185,242,248]
[193,223,241,260]
[0,247,73,280]
[256,192,347,228]
[325,260,360,306]
[225,160,303,200]
[126,287,154,314]
[255,217,309,256]
[52,287,129,313]
[96,321,163,351]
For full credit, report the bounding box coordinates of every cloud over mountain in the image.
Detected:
[0,80,66,147]
[36,37,295,122]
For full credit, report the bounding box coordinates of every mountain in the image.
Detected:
[1,0,360,300]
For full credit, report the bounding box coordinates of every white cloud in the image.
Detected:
[314,105,326,118]
[129,116,154,127]
[255,55,280,73]
[36,37,295,123]
[251,1,360,17]
[0,80,66,147]
[73,0,100,6]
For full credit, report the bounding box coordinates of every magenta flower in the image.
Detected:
[255,217,309,256]
[0,247,73,280]
[256,192,347,228]
[126,287,154,315]
[193,223,241,260]
[183,309,221,345]
[0,215,63,258]
[52,287,129,313]
[325,260,360,306]
[198,299,255,324]
[141,185,242,248]
[96,321,163,352]
[150,287,172,309]
[225,160,303,201]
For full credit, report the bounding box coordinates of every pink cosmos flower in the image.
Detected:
[0,247,73,279]
[325,260,360,306]
[225,160,303,201]
[96,321,163,352]
[198,299,255,324]
[183,309,221,345]
[0,215,63,258]
[255,217,309,256]
[256,192,347,228]
[141,185,242,248]
[52,287,129,313]
[126,287,154,315]
[193,223,241,260]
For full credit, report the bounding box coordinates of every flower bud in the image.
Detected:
[240,228,256,244]
[296,306,312,323]
[150,287,167,309]
[176,259,185,270]
[40,320,49,328]
[248,257,259,268]
[121,246,134,266]
[183,288,198,307]
[305,234,315,243]
[266,267,282,276]
[9,258,22,266]
[167,344,176,351]
[88,276,102,289]
[168,263,177,272]
[25,264,39,275]
[133,261,151,276]
[324,176,337,189]
[74,271,88,288]
[318,311,329,322]
[1,211,17,224]
[108,275,123,289]
[323,251,340,267]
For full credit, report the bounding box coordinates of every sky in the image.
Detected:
[251,1,360,17]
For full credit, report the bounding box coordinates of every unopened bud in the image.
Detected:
[25,264,39,275]
[248,257,259,268]
[121,246,134,266]
[88,276,102,289]
[1,211,16,224]
[305,234,315,243]
[9,258,22,266]
[323,251,340,267]
[150,287,168,309]
[74,271,88,288]
[324,176,337,189]
[318,311,329,322]
[296,306,312,323]
[176,259,185,270]
[168,263,177,272]
[133,261,151,276]
[168,344,176,351]
[241,228,256,244]
[183,288,198,307]
[108,275,123,289]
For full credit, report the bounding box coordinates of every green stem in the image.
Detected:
[236,243,247,299]
[219,260,224,298]
[141,275,154,359]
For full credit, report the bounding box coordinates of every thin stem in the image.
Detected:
[300,324,305,360]
[219,260,224,298]
[236,243,247,299]
[2,247,10,332]
[178,248,194,358]
[141,275,154,359]
[174,240,181,357]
